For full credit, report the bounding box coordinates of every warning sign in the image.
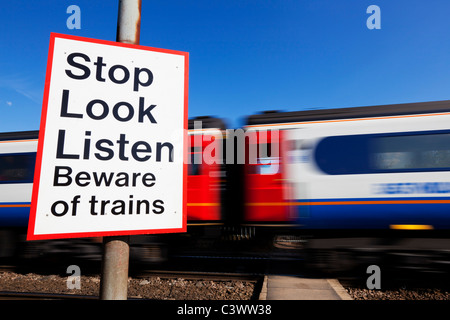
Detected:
[27,33,188,240]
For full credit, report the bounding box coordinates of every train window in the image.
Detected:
[315,135,368,174]
[372,133,450,170]
[0,153,36,183]
[315,131,450,175]
[257,157,280,175]
[247,143,280,175]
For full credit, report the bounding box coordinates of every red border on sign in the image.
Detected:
[27,33,189,240]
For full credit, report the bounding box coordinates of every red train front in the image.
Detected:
[187,117,226,225]
[186,116,295,235]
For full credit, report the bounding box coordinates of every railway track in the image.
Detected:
[134,269,262,282]
[0,291,98,300]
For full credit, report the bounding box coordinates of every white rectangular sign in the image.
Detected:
[28,33,188,240]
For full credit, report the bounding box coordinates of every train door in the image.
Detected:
[243,129,291,223]
[187,129,223,222]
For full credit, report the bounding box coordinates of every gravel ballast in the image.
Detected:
[0,271,257,300]
[345,286,450,300]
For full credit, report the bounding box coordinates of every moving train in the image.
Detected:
[1,100,450,271]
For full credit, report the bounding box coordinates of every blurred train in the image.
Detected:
[1,100,450,272]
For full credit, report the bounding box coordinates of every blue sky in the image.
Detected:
[1,0,450,131]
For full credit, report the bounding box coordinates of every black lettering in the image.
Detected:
[128,195,133,214]
[65,52,91,80]
[92,171,114,186]
[115,172,129,187]
[70,195,81,216]
[116,134,130,161]
[132,172,141,186]
[95,139,114,160]
[111,200,125,215]
[133,67,153,92]
[131,141,152,162]
[51,200,69,217]
[137,199,150,214]
[109,64,130,84]
[56,130,79,159]
[86,99,109,120]
[75,171,90,187]
[94,56,106,82]
[142,173,156,187]
[156,142,174,162]
[60,89,83,118]
[83,131,91,159]
[89,195,98,215]
[113,102,134,122]
[152,199,164,214]
[100,200,110,215]
[138,97,157,123]
[53,166,72,186]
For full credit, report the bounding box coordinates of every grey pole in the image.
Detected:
[116,0,141,44]
[99,0,142,300]
[99,236,130,300]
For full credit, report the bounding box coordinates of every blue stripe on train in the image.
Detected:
[0,203,30,226]
[296,197,450,229]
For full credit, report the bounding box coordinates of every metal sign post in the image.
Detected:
[99,0,141,300]
[99,236,130,300]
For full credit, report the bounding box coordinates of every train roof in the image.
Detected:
[0,130,39,141]
[188,116,226,130]
[246,100,450,126]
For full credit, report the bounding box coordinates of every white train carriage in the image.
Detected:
[246,100,450,231]
[0,131,38,226]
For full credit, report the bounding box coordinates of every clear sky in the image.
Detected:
[1,0,450,131]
